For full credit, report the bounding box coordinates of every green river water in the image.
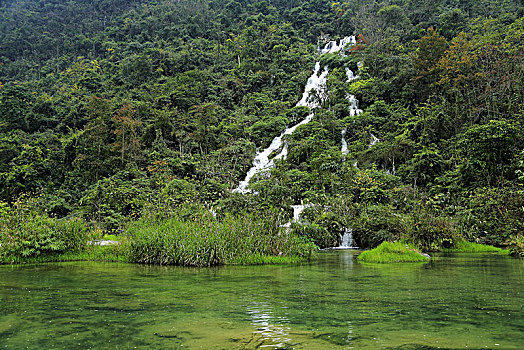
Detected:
[0,251,523,349]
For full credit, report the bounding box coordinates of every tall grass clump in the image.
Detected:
[357,241,430,263]
[123,207,316,266]
[0,199,97,264]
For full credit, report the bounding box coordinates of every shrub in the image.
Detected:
[509,236,524,257]
[350,205,407,248]
[457,187,524,246]
[79,173,150,233]
[291,222,338,248]
[405,208,458,251]
[1,201,95,263]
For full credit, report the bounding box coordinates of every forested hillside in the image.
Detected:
[1,0,523,258]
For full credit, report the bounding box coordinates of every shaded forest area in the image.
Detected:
[1,0,523,254]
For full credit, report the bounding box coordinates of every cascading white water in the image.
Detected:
[341,63,362,157]
[281,204,312,228]
[320,36,355,54]
[341,129,349,156]
[234,37,355,193]
[346,95,363,117]
[292,204,312,222]
[340,228,354,248]
[345,67,355,81]
[233,36,362,250]
[339,58,365,245]
[369,133,379,148]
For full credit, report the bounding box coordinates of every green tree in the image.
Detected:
[459,120,521,186]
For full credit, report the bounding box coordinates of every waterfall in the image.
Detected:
[319,36,355,55]
[345,67,355,81]
[346,94,363,117]
[281,204,312,228]
[341,129,349,156]
[369,133,379,148]
[234,37,355,193]
[291,204,311,222]
[340,228,354,248]
[233,36,361,250]
[341,64,361,157]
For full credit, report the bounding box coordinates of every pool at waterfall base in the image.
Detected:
[1,250,522,349]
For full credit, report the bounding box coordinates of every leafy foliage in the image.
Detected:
[0,198,96,262]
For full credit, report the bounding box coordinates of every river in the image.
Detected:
[1,251,522,349]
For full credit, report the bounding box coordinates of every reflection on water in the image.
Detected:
[344,321,354,349]
[338,250,354,268]
[247,301,292,348]
[0,252,523,349]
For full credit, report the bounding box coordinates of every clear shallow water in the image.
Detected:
[0,251,523,349]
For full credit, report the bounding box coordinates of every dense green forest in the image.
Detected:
[1,0,523,263]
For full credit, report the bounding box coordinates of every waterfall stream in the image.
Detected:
[369,133,379,148]
[281,204,312,228]
[341,129,349,156]
[233,36,360,249]
[234,37,355,193]
[339,228,354,248]
[342,57,361,160]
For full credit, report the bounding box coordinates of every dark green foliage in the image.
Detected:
[351,205,407,248]
[458,120,522,187]
[290,222,337,249]
[406,208,458,252]
[508,236,524,258]
[456,187,524,246]
[79,171,151,232]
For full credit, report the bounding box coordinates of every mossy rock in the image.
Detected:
[357,241,430,263]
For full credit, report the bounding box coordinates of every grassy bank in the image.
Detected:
[123,211,315,266]
[357,239,511,264]
[357,241,430,263]
[0,245,127,265]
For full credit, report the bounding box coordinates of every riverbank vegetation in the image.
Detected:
[1,0,523,264]
[441,240,505,253]
[0,198,97,264]
[0,200,314,266]
[509,236,524,258]
[124,208,314,266]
